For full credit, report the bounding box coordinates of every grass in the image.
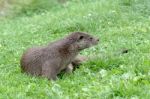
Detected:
[0,0,150,98]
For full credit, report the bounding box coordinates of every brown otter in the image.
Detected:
[63,55,88,73]
[20,32,99,80]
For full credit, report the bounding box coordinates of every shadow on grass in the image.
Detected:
[85,55,124,72]
[58,54,124,79]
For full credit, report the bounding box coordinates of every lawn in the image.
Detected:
[0,0,150,98]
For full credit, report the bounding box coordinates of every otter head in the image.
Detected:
[68,32,99,51]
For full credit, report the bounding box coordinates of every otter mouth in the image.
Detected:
[93,41,99,45]
[96,41,99,45]
[88,43,98,48]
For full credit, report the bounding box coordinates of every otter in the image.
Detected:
[63,55,88,73]
[20,32,99,80]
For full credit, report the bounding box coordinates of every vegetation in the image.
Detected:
[0,0,150,98]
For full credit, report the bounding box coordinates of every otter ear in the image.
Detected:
[78,35,84,40]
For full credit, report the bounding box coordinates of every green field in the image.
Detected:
[0,0,150,98]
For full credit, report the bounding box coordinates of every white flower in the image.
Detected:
[119,65,124,69]
[111,10,116,13]
[122,72,135,80]
[82,87,89,92]
[88,13,92,16]
[99,69,107,77]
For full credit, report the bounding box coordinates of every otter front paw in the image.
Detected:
[64,64,74,74]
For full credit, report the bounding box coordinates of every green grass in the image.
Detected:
[0,0,150,98]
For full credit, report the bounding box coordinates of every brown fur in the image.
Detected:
[63,55,88,73]
[20,32,99,80]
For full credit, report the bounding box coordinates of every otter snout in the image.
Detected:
[96,38,99,42]
[94,37,99,45]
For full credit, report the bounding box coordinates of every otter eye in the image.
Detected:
[79,36,84,40]
[90,37,93,40]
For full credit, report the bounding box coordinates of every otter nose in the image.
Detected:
[96,38,99,42]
